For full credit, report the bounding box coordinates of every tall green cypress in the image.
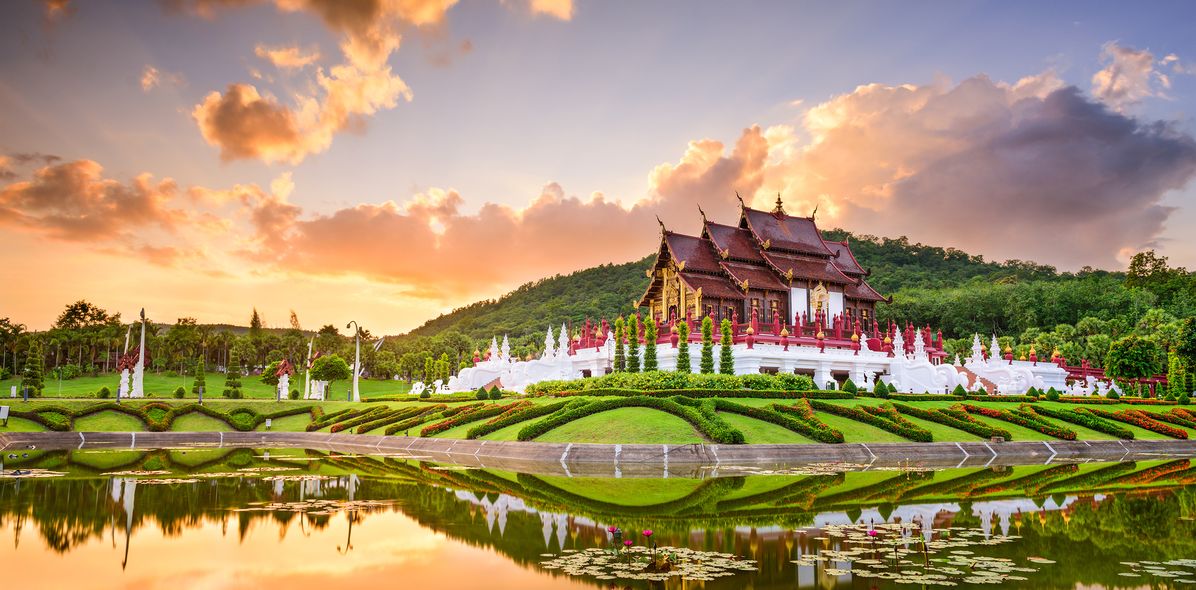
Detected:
[627,315,641,373]
[719,318,736,375]
[20,340,45,397]
[191,358,205,394]
[613,317,626,372]
[643,319,658,371]
[224,355,242,398]
[675,321,691,373]
[699,316,715,374]
[1169,352,1185,399]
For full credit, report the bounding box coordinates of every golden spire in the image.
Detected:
[773,193,785,215]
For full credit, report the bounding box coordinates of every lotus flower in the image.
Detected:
[867,529,877,537]
[623,540,633,547]
[607,526,617,533]
[642,529,653,538]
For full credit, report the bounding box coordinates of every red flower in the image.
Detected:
[623,540,634,547]
[642,529,654,538]
[607,526,617,533]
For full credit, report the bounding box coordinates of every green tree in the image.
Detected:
[643,319,658,371]
[718,319,735,375]
[223,355,242,398]
[191,358,205,394]
[627,315,641,373]
[311,354,352,399]
[613,317,626,372]
[1178,317,1196,368]
[20,339,45,396]
[675,321,691,373]
[1106,335,1162,391]
[261,360,281,386]
[699,316,715,374]
[1169,351,1186,399]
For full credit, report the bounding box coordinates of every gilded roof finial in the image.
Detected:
[656,215,666,233]
[773,193,785,215]
[698,205,707,223]
[735,191,745,207]
[811,203,819,220]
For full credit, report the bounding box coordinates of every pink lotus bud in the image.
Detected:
[607,526,617,533]
[642,529,653,537]
[867,529,878,537]
[623,540,633,547]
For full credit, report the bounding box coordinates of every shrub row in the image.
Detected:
[714,472,846,512]
[384,406,456,436]
[466,400,579,439]
[525,370,816,396]
[326,407,391,433]
[354,405,443,434]
[1056,397,1121,405]
[420,402,530,437]
[1080,408,1190,439]
[891,403,1012,440]
[307,407,371,431]
[1039,461,1139,493]
[1109,459,1191,485]
[12,401,316,432]
[1025,404,1134,439]
[897,466,1012,500]
[1145,411,1196,431]
[711,398,843,444]
[967,463,1079,496]
[765,399,846,444]
[808,400,932,442]
[959,404,1077,440]
[1121,398,1178,406]
[514,396,745,444]
[884,394,1038,403]
[812,471,935,508]
[550,387,854,400]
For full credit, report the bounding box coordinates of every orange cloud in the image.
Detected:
[255,44,322,69]
[529,0,574,20]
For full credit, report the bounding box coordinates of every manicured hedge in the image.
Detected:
[812,471,934,508]
[808,400,932,442]
[764,399,845,444]
[1025,404,1134,439]
[466,400,579,439]
[898,466,1011,500]
[329,406,408,434]
[1056,397,1121,405]
[892,403,1012,440]
[12,401,317,432]
[959,403,1077,440]
[886,394,1038,403]
[384,406,455,436]
[420,402,529,437]
[1109,459,1191,485]
[550,388,853,400]
[1080,408,1190,439]
[514,396,745,444]
[354,405,442,434]
[1039,461,1139,492]
[526,370,818,396]
[307,407,372,431]
[967,463,1078,496]
[712,398,843,443]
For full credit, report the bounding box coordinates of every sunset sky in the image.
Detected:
[3,0,1196,334]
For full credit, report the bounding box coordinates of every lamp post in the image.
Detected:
[346,321,361,402]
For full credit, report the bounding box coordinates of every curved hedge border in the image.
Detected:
[967,463,1079,496]
[714,473,845,512]
[10,402,316,432]
[1152,411,1196,430]
[420,401,529,437]
[808,400,932,442]
[355,405,442,434]
[551,388,853,400]
[812,471,934,508]
[884,394,1038,403]
[1080,408,1190,439]
[1109,459,1191,485]
[959,403,1077,440]
[711,399,842,444]
[1025,404,1133,439]
[384,405,455,436]
[329,406,415,434]
[307,407,372,431]
[1056,397,1120,405]
[898,466,1012,500]
[891,403,1012,440]
[515,396,744,443]
[466,400,579,439]
[1038,461,1139,493]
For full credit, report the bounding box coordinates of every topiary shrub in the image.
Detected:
[97,386,111,399]
[740,373,776,391]
[1046,388,1061,401]
[1181,393,1192,406]
[489,389,503,400]
[776,373,815,391]
[1107,389,1121,400]
[476,387,489,400]
[173,386,185,399]
[419,389,431,399]
[289,388,300,400]
[841,379,858,394]
[952,384,968,397]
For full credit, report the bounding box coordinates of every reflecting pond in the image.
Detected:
[3,447,1196,589]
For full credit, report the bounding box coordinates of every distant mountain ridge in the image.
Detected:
[402,230,1086,342]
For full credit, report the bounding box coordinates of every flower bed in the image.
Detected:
[959,403,1076,440]
[515,396,745,444]
[1109,459,1191,485]
[384,405,455,436]
[420,401,530,437]
[715,399,844,444]
[807,400,932,442]
[891,403,1012,440]
[1055,397,1121,405]
[1151,411,1196,430]
[886,394,1038,403]
[1025,404,1134,439]
[1039,461,1139,493]
[1079,408,1190,439]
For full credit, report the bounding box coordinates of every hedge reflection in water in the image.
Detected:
[2,447,1196,588]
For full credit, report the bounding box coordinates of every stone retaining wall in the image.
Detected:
[5,431,1195,478]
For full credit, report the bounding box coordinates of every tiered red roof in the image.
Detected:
[637,198,886,308]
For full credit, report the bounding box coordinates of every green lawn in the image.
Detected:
[170,412,231,431]
[74,410,145,431]
[720,412,814,444]
[538,475,704,506]
[535,407,705,444]
[0,417,47,432]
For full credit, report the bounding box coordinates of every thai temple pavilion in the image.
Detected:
[639,196,887,329]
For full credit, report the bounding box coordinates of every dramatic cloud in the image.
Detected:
[193,84,305,162]
[753,72,1196,269]
[0,159,184,241]
[254,44,322,69]
[1091,41,1171,110]
[529,0,574,20]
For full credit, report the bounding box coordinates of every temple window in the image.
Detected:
[769,299,779,320]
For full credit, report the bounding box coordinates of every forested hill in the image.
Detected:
[405,229,1176,344]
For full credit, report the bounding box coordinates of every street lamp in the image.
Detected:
[346,321,361,402]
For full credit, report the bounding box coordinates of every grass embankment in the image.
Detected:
[3,394,1195,445]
